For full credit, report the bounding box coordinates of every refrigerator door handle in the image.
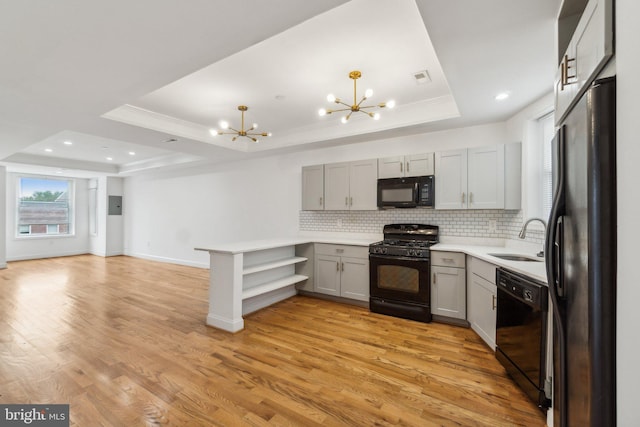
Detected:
[555,218,564,297]
[546,126,567,301]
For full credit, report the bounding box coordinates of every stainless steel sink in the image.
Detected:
[488,253,544,262]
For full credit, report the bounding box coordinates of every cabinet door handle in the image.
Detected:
[345,197,348,206]
[319,196,323,206]
[492,294,496,310]
[336,262,340,271]
[400,162,403,173]
[406,161,410,173]
[461,192,466,204]
[561,54,576,90]
[469,192,474,204]
[350,197,353,206]
[336,248,344,254]
[341,262,344,272]
[433,272,436,284]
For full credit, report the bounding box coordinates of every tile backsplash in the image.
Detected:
[299,209,545,244]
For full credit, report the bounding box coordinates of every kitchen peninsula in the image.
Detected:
[196,235,546,333]
[195,235,379,332]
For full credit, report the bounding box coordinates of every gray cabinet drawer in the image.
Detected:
[314,243,368,259]
[469,256,497,284]
[431,251,465,268]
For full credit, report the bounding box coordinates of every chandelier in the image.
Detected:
[318,70,395,123]
[210,105,271,143]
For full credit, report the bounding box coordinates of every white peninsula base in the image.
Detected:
[196,239,310,332]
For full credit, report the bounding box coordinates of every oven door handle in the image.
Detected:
[369,254,429,263]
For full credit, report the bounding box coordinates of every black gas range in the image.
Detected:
[369,224,439,323]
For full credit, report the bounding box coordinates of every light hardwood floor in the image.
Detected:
[0,255,547,426]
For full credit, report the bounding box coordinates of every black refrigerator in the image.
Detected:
[545,76,616,427]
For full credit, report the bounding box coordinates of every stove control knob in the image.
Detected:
[382,248,388,254]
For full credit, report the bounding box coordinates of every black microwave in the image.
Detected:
[377,175,434,209]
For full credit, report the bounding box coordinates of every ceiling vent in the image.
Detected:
[413,70,431,85]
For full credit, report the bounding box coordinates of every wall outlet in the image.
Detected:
[488,220,497,233]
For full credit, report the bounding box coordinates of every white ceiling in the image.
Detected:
[0,0,560,177]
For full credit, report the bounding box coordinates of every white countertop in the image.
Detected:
[195,233,547,283]
[431,242,547,283]
[195,232,381,255]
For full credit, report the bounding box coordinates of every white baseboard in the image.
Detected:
[126,251,209,269]
[6,250,90,262]
[206,313,244,333]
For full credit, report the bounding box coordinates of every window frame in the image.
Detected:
[15,175,76,239]
[521,105,555,233]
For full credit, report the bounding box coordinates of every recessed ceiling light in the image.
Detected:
[128,151,136,156]
[63,141,73,145]
[44,148,53,152]
[495,91,510,101]
[106,157,113,161]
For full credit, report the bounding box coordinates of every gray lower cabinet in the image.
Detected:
[467,256,498,349]
[430,251,466,320]
[314,244,369,302]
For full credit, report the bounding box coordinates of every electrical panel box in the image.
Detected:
[108,195,122,215]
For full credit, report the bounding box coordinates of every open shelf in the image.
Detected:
[242,274,308,300]
[242,257,307,275]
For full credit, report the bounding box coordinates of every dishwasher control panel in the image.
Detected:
[497,269,547,310]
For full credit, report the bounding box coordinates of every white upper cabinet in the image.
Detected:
[324,159,378,210]
[435,149,467,210]
[555,0,614,123]
[378,156,405,179]
[301,165,324,211]
[378,153,435,179]
[324,162,350,210]
[467,146,505,209]
[435,143,521,210]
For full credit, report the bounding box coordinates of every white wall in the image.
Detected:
[106,176,124,256]
[124,122,509,267]
[615,0,640,424]
[0,166,6,268]
[5,173,90,261]
[89,176,125,257]
[88,177,104,255]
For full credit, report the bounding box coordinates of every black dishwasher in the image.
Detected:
[496,268,551,412]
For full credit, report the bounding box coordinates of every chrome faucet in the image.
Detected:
[519,218,547,257]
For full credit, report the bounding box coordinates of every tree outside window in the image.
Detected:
[17,177,74,237]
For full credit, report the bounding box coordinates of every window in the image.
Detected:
[17,176,74,237]
[539,112,555,220]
